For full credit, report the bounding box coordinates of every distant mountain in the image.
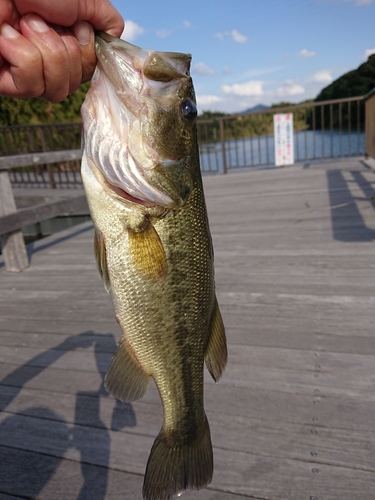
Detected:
[241,104,269,114]
[240,104,268,115]
[316,54,375,101]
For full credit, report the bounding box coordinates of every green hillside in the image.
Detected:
[316,54,375,101]
[0,83,89,126]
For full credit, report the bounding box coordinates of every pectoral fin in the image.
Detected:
[128,220,167,280]
[205,297,227,382]
[94,230,111,292]
[105,336,150,402]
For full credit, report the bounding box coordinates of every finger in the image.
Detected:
[20,14,72,101]
[0,1,21,85]
[70,21,96,84]
[0,22,44,98]
[0,0,20,29]
[82,0,125,37]
[54,24,83,94]
[14,0,124,37]
[13,0,80,25]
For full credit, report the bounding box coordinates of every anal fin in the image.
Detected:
[105,337,150,402]
[94,230,111,292]
[128,220,167,280]
[205,297,227,382]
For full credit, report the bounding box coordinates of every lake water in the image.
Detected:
[199,129,366,173]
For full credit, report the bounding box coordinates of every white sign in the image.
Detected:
[273,113,294,166]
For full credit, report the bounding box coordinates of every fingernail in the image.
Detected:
[72,21,91,46]
[0,23,20,39]
[27,14,50,33]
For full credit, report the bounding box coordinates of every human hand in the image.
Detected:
[0,0,124,101]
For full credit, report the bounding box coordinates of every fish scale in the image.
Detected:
[81,32,227,500]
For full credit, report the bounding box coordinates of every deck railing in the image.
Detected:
[198,96,365,173]
[0,122,83,188]
[0,95,368,186]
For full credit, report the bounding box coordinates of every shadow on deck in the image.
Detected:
[327,167,375,241]
[1,331,136,500]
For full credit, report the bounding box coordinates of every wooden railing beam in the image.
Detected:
[0,149,82,171]
[0,194,88,236]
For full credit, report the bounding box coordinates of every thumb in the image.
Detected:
[71,21,96,84]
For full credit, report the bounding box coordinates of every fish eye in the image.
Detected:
[180,99,197,121]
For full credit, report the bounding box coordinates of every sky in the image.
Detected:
[111,0,375,114]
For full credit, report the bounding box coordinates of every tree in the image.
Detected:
[316,54,375,102]
[0,83,89,126]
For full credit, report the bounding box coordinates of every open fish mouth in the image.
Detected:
[81,32,197,209]
[105,179,159,208]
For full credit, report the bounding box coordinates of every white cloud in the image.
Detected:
[231,29,247,44]
[156,29,172,38]
[153,21,191,39]
[364,47,375,59]
[325,0,373,5]
[308,70,333,85]
[196,94,224,110]
[222,80,265,97]
[193,62,215,76]
[121,20,144,42]
[299,49,316,58]
[276,80,305,96]
[215,29,247,43]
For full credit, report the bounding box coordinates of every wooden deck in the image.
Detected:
[1,158,374,500]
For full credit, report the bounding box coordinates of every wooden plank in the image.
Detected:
[0,149,82,170]
[0,171,28,272]
[212,449,373,500]
[0,446,145,500]
[2,369,374,433]
[1,324,374,356]
[0,447,245,500]
[0,412,373,500]
[1,385,374,472]
[1,340,374,399]
[0,193,88,236]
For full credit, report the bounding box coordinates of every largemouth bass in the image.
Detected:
[81,32,227,500]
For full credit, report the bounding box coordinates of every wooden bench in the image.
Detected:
[0,150,87,272]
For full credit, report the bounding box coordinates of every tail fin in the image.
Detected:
[142,416,213,500]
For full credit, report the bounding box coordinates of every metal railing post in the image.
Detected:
[218,118,227,174]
